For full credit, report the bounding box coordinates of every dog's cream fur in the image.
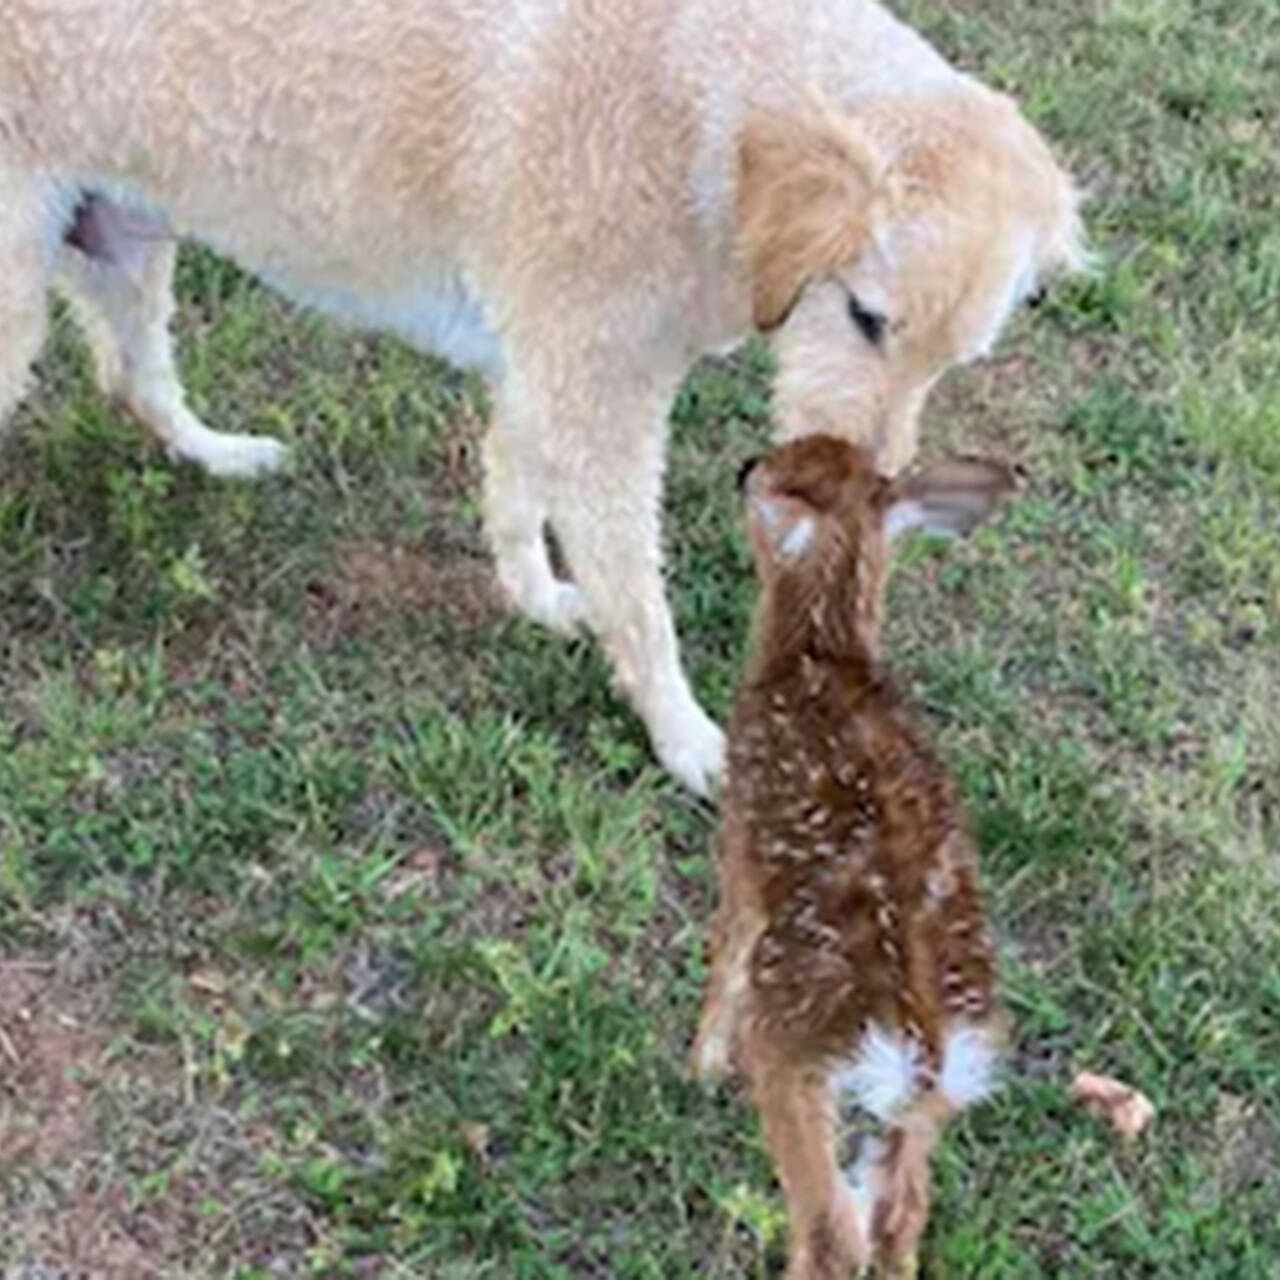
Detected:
[0,0,1084,792]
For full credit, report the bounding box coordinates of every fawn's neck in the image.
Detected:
[747,556,882,685]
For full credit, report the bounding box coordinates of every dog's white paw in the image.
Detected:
[504,576,588,636]
[495,547,589,636]
[175,431,289,477]
[656,705,725,797]
[528,579,589,635]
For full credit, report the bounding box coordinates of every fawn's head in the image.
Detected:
[740,436,1013,661]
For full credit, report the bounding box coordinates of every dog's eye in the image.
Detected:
[847,293,887,347]
[1025,285,1048,310]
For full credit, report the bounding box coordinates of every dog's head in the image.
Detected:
[738,86,1085,472]
[741,434,1013,653]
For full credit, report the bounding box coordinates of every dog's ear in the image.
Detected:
[737,103,883,330]
[882,457,1015,541]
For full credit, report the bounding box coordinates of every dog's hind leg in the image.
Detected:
[858,1093,951,1277]
[747,1043,869,1279]
[0,172,56,436]
[56,197,287,477]
[483,393,587,635]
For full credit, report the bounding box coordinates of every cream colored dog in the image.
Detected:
[1,0,1084,793]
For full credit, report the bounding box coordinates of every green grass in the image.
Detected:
[3,2,1280,1275]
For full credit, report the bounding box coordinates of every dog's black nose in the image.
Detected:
[1026,284,1048,309]
[737,455,763,492]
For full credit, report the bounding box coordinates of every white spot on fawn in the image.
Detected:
[779,516,816,559]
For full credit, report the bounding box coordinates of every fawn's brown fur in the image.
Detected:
[693,436,1014,1277]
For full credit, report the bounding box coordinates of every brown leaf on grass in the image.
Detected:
[381,844,448,902]
[188,967,231,997]
[1070,1071,1156,1142]
[459,1121,491,1167]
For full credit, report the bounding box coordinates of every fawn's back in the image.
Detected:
[724,651,997,1094]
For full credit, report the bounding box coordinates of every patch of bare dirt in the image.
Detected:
[8,1189,160,1279]
[1211,1092,1277,1195]
[1,948,319,1277]
[0,960,104,1170]
[303,538,501,646]
[0,956,162,1277]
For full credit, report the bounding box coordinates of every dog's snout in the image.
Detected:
[737,455,763,492]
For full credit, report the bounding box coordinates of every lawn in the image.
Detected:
[2,1,1279,1276]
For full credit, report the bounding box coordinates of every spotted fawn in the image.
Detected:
[693,435,1014,1278]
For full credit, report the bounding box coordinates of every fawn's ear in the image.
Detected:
[883,458,1015,540]
[750,489,820,560]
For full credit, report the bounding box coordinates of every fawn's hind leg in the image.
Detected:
[748,1041,868,1279]
[855,1092,951,1277]
[56,196,286,476]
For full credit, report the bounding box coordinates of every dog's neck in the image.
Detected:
[747,550,884,684]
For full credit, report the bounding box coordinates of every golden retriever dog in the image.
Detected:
[0,0,1084,793]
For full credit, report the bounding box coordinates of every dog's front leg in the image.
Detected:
[538,379,724,796]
